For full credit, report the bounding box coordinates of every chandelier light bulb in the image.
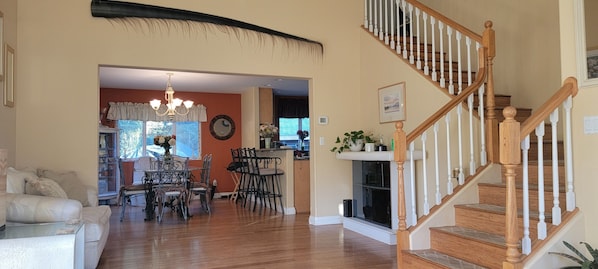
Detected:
[150,73,194,119]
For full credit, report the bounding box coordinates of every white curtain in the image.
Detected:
[107,102,207,122]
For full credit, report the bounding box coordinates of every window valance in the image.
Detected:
[107,102,207,122]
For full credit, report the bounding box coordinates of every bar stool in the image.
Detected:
[245,148,285,214]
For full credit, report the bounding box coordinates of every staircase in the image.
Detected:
[362,1,578,268]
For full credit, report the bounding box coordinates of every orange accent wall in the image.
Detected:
[100,88,241,193]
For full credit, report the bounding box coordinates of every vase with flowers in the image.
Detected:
[297,130,309,150]
[259,123,278,149]
[154,135,176,158]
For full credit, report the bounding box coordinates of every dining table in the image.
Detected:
[142,166,200,221]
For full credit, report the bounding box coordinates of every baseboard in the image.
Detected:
[309,215,342,226]
[343,217,396,245]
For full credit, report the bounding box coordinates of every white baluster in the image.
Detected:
[389,0,395,49]
[447,26,454,94]
[536,123,547,240]
[409,141,417,225]
[521,135,532,255]
[457,105,464,185]
[564,96,575,211]
[445,113,453,194]
[456,31,463,94]
[383,0,388,42]
[434,122,441,205]
[415,8,421,69]
[439,21,446,88]
[423,12,429,75]
[374,0,379,36]
[422,132,430,215]
[478,84,487,165]
[365,0,370,30]
[401,0,408,58]
[466,36,472,86]
[430,17,437,81]
[395,0,401,53]
[408,4,415,64]
[379,0,384,40]
[468,94,476,175]
[550,109,561,225]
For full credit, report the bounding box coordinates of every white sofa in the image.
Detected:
[5,167,111,269]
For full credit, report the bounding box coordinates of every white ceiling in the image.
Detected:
[99,66,309,96]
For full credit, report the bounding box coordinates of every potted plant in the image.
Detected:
[549,241,598,269]
[330,130,375,154]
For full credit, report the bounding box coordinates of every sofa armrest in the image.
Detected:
[6,193,83,223]
[86,186,99,207]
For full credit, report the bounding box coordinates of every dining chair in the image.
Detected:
[153,155,190,222]
[118,156,154,221]
[189,153,213,214]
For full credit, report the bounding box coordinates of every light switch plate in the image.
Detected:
[584,116,598,134]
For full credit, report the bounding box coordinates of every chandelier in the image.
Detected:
[150,73,194,119]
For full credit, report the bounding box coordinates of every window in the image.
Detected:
[117,120,200,159]
[278,117,310,150]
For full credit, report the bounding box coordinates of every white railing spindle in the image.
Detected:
[423,12,429,75]
[521,135,532,255]
[468,94,476,175]
[365,0,370,30]
[390,0,395,49]
[447,26,454,94]
[430,17,437,81]
[434,122,441,205]
[439,22,446,88]
[445,113,454,194]
[409,141,417,225]
[536,123,547,240]
[478,84,487,166]
[408,4,414,64]
[550,109,562,225]
[422,131,430,215]
[415,8,422,70]
[401,0,408,59]
[383,0,388,42]
[457,105,464,185]
[564,96,576,211]
[456,31,463,94]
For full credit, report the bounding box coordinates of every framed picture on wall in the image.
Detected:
[378,82,406,123]
[3,44,14,107]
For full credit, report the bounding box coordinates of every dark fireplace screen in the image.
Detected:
[352,161,391,228]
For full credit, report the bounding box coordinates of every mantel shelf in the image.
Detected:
[336,150,424,161]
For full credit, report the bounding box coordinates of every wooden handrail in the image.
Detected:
[406,0,482,43]
[519,77,579,139]
[406,47,487,143]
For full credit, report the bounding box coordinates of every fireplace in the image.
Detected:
[352,161,391,228]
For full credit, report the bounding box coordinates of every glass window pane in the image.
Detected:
[175,121,199,159]
[118,120,143,159]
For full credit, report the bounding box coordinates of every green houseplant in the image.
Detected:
[549,241,598,269]
[330,130,375,154]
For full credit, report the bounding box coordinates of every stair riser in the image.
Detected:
[473,95,512,108]
[478,184,566,211]
[430,229,504,269]
[454,207,540,241]
[527,142,565,161]
[505,165,566,184]
[402,253,449,269]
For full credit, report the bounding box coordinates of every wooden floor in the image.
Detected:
[98,198,397,269]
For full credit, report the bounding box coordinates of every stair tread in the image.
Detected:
[432,226,505,247]
[455,203,553,219]
[406,249,489,269]
[478,182,567,192]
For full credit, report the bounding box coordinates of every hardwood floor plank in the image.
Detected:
[98,199,397,269]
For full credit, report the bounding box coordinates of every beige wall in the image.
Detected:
[418,0,562,111]
[15,0,362,218]
[0,0,17,166]
[560,0,598,247]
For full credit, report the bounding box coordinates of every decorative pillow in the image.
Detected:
[7,167,38,194]
[37,169,90,207]
[30,177,68,199]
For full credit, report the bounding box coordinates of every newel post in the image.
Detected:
[499,107,523,269]
[394,121,409,267]
[483,21,499,163]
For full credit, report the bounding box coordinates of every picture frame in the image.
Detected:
[378,82,406,123]
[3,44,14,107]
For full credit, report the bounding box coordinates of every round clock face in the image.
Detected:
[209,114,235,140]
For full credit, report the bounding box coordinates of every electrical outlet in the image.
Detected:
[319,137,325,145]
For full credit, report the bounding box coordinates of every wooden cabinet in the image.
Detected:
[293,159,310,213]
[98,127,119,203]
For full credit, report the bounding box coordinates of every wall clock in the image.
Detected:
[209,114,235,140]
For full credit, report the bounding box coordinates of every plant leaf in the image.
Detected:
[549,251,585,265]
[581,242,598,260]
